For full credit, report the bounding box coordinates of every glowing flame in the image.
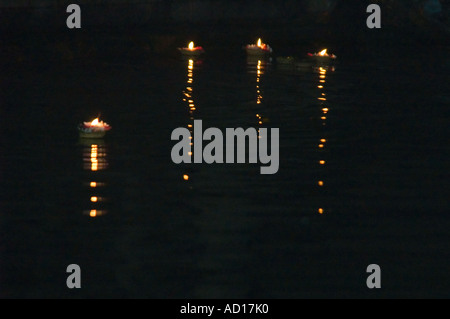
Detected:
[83,117,110,131]
[188,41,194,50]
[319,49,327,56]
[257,38,262,47]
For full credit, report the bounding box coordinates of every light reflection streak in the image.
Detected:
[185,59,196,159]
[81,140,108,217]
[182,58,201,182]
[248,57,270,138]
[313,64,335,215]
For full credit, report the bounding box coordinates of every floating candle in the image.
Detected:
[78,117,111,139]
[245,38,273,56]
[308,49,337,60]
[84,118,111,129]
[178,41,205,57]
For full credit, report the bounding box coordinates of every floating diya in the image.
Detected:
[178,41,205,57]
[78,117,111,139]
[308,49,337,62]
[245,38,273,57]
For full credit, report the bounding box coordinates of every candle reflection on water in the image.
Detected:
[84,143,108,171]
[183,59,196,134]
[182,58,198,182]
[247,57,270,138]
[314,65,335,215]
[81,140,108,217]
[256,60,263,105]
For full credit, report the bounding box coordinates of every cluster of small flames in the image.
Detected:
[86,117,110,129]
[187,39,334,59]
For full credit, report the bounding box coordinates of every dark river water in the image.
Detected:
[0,38,449,298]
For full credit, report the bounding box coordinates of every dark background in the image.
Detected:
[1,0,449,71]
[0,0,449,299]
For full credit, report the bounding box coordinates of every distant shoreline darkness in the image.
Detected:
[0,0,334,29]
[0,0,333,11]
[0,1,448,48]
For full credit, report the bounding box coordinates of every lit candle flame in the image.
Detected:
[82,117,110,132]
[188,41,194,50]
[257,38,262,48]
[319,49,327,56]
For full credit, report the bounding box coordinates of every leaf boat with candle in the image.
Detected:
[78,118,111,139]
[308,49,337,62]
[178,41,205,57]
[245,38,273,57]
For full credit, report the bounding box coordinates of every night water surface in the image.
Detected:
[1,42,449,298]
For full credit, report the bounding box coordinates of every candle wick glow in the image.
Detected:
[319,49,327,56]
